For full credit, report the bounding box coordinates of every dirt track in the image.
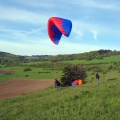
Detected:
[0,70,16,74]
[0,78,53,99]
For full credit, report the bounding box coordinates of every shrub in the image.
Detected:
[25,74,29,77]
[61,64,87,86]
[24,67,32,72]
[6,73,11,75]
[108,65,113,70]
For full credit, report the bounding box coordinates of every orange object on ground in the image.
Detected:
[78,80,84,85]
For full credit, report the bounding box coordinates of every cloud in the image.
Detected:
[13,0,55,8]
[72,26,84,39]
[52,41,118,54]
[0,39,52,55]
[0,36,119,56]
[69,0,120,11]
[0,0,120,55]
[0,6,50,25]
[90,29,98,40]
[0,27,47,44]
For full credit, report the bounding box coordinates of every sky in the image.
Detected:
[0,0,120,55]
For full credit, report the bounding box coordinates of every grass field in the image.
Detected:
[0,55,120,120]
[0,66,62,82]
[62,55,120,64]
[0,70,120,120]
[22,55,120,65]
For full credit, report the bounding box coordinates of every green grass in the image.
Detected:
[0,70,120,120]
[0,66,62,82]
[62,55,120,64]
[0,55,120,119]
[20,55,120,66]
[0,58,120,83]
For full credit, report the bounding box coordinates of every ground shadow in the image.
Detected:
[107,78,117,81]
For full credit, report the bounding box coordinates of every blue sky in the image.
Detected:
[0,0,120,55]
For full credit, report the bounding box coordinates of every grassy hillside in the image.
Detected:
[0,52,120,119]
[0,70,120,120]
[0,50,120,65]
[0,66,62,82]
[0,54,120,82]
[0,51,120,120]
[62,55,120,64]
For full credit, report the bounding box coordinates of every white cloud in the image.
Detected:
[69,0,120,11]
[72,26,84,39]
[0,27,47,44]
[56,40,119,54]
[0,0,120,55]
[0,37,119,55]
[0,39,52,55]
[0,6,50,25]
[90,29,98,40]
[14,0,55,8]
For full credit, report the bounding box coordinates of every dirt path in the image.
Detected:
[0,70,16,74]
[0,78,53,99]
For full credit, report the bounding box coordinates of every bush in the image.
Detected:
[6,73,11,75]
[24,67,32,72]
[61,64,87,86]
[25,74,29,77]
[108,65,113,70]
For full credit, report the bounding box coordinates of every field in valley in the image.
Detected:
[0,55,120,120]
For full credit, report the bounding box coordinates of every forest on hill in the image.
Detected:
[0,49,120,65]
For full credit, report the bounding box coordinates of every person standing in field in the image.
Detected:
[95,72,100,85]
[54,78,59,90]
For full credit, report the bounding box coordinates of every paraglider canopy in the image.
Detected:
[72,79,84,86]
[72,80,78,86]
[78,80,84,85]
[48,17,72,45]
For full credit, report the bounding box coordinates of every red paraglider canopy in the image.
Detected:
[73,80,78,85]
[48,17,72,45]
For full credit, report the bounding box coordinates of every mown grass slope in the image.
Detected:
[0,54,120,120]
[62,55,120,64]
[0,70,120,120]
[0,66,62,82]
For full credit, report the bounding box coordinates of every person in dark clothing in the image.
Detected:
[95,72,100,85]
[54,79,60,89]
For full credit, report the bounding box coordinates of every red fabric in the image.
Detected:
[73,80,78,85]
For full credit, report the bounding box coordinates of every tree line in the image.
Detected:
[0,49,120,65]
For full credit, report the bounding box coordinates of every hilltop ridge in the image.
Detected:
[0,49,120,65]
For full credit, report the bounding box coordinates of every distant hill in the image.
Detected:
[0,51,52,65]
[0,51,20,65]
[51,49,120,61]
[0,50,120,65]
